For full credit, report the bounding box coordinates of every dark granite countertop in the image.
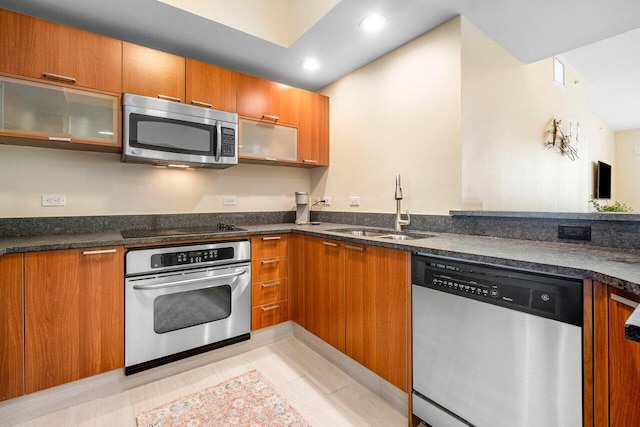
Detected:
[3,221,640,341]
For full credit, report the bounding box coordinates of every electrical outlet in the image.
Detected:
[349,196,360,207]
[41,195,66,207]
[321,196,331,206]
[223,196,237,206]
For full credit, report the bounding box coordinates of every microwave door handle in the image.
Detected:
[132,269,247,291]
[215,121,222,162]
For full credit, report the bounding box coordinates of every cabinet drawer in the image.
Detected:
[252,257,287,282]
[251,235,288,258]
[252,300,289,330]
[253,278,288,306]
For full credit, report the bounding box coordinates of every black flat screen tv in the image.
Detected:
[596,161,612,199]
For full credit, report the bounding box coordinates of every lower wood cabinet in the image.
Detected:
[302,237,346,351]
[344,242,408,391]
[0,253,24,402]
[24,247,124,393]
[594,282,640,426]
[298,236,409,391]
[251,235,289,330]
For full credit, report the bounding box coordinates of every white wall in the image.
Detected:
[1,14,620,218]
[0,145,309,218]
[615,129,640,210]
[314,17,462,215]
[460,17,597,212]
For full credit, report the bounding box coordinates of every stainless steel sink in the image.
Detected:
[340,230,387,237]
[328,228,432,241]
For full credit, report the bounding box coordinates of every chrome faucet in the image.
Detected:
[394,174,410,232]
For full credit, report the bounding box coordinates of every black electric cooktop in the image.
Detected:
[121,223,246,239]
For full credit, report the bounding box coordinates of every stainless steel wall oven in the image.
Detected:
[124,240,251,374]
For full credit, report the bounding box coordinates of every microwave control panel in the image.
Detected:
[221,127,236,157]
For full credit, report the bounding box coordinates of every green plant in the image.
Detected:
[589,197,633,212]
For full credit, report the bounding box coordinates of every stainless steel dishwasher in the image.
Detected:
[412,253,583,427]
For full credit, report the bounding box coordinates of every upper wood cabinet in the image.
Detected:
[0,254,24,402]
[237,73,301,126]
[0,9,122,93]
[298,90,329,166]
[186,59,237,112]
[24,247,124,394]
[123,42,185,102]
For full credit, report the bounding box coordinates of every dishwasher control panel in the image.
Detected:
[412,253,583,326]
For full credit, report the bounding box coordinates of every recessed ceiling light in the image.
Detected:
[301,58,320,71]
[360,14,387,33]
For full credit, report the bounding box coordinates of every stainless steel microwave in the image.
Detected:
[122,93,238,168]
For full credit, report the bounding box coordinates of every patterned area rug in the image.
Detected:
[136,370,310,427]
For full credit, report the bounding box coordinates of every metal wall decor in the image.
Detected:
[545,118,578,161]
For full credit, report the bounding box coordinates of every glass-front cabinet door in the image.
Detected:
[0,76,119,151]
[238,118,297,164]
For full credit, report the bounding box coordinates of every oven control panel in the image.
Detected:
[126,240,251,276]
[151,247,234,268]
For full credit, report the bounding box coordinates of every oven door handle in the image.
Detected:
[132,269,247,290]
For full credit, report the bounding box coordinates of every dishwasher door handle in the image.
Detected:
[611,293,639,308]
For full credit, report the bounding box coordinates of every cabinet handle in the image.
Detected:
[265,157,277,161]
[261,258,280,264]
[261,114,279,122]
[611,293,639,309]
[262,236,281,241]
[82,249,117,255]
[345,245,365,251]
[262,304,281,312]
[261,281,281,288]
[303,159,318,164]
[322,242,338,247]
[158,94,182,103]
[48,136,72,142]
[191,100,212,108]
[42,72,76,84]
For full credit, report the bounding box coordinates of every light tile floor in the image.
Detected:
[15,337,407,426]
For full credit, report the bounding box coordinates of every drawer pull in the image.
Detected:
[323,242,338,247]
[303,159,318,164]
[265,157,277,161]
[82,249,117,256]
[262,236,282,241]
[261,258,280,264]
[262,304,281,312]
[158,94,182,103]
[48,136,72,142]
[345,245,365,251]
[191,100,212,108]
[611,293,639,309]
[42,72,76,83]
[261,281,281,288]
[261,114,279,122]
